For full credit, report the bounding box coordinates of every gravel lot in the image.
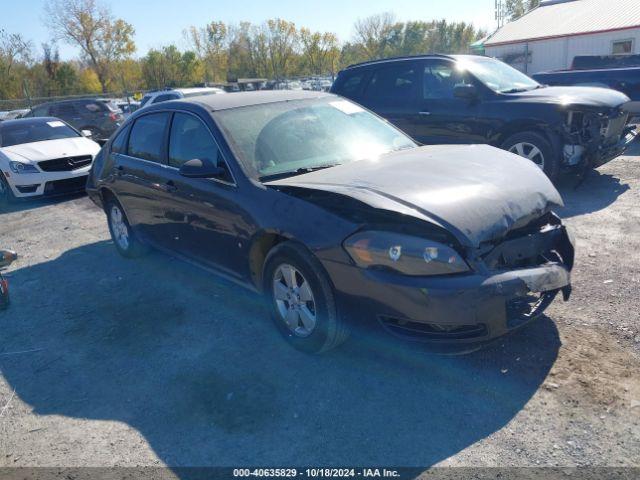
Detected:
[0,143,639,470]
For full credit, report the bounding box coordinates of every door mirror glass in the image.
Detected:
[81,129,92,137]
[453,84,478,100]
[179,158,227,179]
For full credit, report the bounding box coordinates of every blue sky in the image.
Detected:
[3,0,496,60]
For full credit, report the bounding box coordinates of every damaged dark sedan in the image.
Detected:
[87,91,574,353]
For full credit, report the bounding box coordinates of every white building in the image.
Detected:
[484,0,640,74]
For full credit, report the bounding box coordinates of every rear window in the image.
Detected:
[0,120,80,147]
[127,113,170,163]
[572,54,640,70]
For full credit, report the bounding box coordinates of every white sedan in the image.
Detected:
[0,117,101,203]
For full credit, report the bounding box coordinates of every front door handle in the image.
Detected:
[419,111,432,116]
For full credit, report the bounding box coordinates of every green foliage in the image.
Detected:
[0,11,486,101]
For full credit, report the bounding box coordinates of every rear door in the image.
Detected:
[358,61,421,137]
[111,111,176,247]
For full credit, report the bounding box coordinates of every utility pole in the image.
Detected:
[495,0,507,28]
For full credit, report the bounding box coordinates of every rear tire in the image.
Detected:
[263,242,349,353]
[105,198,148,258]
[502,131,560,181]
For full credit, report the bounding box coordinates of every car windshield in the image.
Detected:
[215,97,417,181]
[459,56,541,93]
[0,119,80,147]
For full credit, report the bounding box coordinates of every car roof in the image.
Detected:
[0,117,67,128]
[343,53,467,70]
[182,90,333,111]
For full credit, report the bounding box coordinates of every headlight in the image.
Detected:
[9,161,39,174]
[344,231,469,276]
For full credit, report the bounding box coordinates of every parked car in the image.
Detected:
[0,117,100,203]
[0,109,29,121]
[116,101,141,118]
[533,55,640,102]
[139,87,226,109]
[331,54,637,180]
[87,91,574,353]
[0,249,17,309]
[24,98,123,143]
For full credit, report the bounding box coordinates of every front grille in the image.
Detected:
[602,113,628,141]
[379,316,487,341]
[482,213,563,270]
[39,155,92,172]
[43,176,88,196]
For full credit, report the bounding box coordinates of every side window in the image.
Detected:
[127,113,170,163]
[153,94,179,104]
[111,125,130,154]
[51,103,78,118]
[30,105,48,117]
[423,61,470,100]
[364,64,418,101]
[168,113,221,169]
[334,72,365,97]
[83,101,104,113]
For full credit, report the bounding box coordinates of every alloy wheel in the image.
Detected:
[110,205,130,251]
[272,263,317,337]
[509,142,545,170]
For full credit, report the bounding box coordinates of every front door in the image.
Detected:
[163,112,251,278]
[413,59,487,145]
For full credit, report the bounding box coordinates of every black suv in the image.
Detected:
[331,54,637,179]
[25,98,123,143]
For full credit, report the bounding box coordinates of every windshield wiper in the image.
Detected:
[259,164,339,182]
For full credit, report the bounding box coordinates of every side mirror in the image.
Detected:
[81,129,92,137]
[0,250,17,268]
[179,158,227,179]
[453,84,478,100]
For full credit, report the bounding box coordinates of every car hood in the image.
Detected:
[266,144,564,248]
[0,137,100,163]
[509,86,630,110]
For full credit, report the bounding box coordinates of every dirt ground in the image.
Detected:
[0,143,639,471]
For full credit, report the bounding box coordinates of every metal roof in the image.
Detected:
[485,0,640,46]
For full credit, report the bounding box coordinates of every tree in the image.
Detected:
[265,19,299,79]
[44,0,135,93]
[506,0,540,21]
[353,13,396,59]
[0,30,32,99]
[300,29,340,75]
[141,45,203,89]
[185,21,229,83]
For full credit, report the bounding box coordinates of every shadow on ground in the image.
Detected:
[1,191,87,214]
[0,241,560,469]
[555,138,638,218]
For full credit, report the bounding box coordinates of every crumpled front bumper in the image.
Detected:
[323,226,574,345]
[593,127,638,167]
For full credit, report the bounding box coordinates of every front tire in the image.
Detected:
[0,173,16,207]
[263,242,349,353]
[105,198,147,258]
[502,131,560,181]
